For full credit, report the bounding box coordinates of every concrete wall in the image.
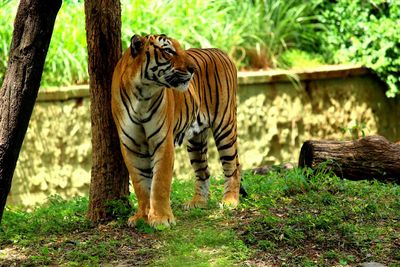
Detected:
[8,65,400,208]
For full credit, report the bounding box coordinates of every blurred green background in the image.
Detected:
[0,0,399,96]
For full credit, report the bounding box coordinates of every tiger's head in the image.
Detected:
[129,34,195,92]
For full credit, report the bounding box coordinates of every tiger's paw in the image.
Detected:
[183,196,208,210]
[221,193,239,209]
[148,210,176,228]
[127,213,148,228]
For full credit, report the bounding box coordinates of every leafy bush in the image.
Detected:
[121,0,254,68]
[1,0,398,97]
[0,0,323,87]
[122,0,323,70]
[314,0,400,97]
[245,0,324,68]
[44,1,88,86]
[0,1,88,87]
[0,1,14,85]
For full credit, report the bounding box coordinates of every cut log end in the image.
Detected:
[298,135,400,183]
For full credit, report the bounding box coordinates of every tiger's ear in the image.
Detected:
[130,34,142,57]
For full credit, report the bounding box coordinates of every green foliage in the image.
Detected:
[105,196,133,224]
[280,49,325,68]
[247,0,324,68]
[0,1,88,87]
[135,218,156,234]
[341,120,368,139]
[43,1,88,87]
[0,0,323,87]
[314,0,400,97]
[121,0,253,61]
[1,195,91,246]
[0,1,13,85]
[1,0,398,97]
[0,0,11,7]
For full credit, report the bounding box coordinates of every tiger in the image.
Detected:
[111,34,241,228]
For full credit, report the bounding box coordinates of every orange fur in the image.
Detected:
[111,34,240,227]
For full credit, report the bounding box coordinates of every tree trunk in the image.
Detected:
[84,0,130,222]
[0,0,62,223]
[298,135,400,183]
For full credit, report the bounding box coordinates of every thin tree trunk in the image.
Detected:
[84,0,130,222]
[0,0,62,223]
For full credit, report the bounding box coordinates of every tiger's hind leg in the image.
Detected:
[184,130,210,209]
[213,124,240,207]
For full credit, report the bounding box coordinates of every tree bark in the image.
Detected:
[298,135,400,183]
[84,0,130,222]
[0,0,62,223]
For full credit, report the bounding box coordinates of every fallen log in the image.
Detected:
[298,135,400,183]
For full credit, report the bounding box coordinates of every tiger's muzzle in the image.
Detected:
[165,69,194,91]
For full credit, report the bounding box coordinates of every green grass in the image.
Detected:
[239,168,400,265]
[1,195,90,244]
[1,168,399,266]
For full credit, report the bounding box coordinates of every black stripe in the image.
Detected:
[217,137,236,151]
[187,50,212,120]
[154,49,171,66]
[187,53,203,103]
[196,174,210,181]
[194,166,209,173]
[141,173,153,179]
[136,166,153,175]
[150,134,167,157]
[187,146,207,153]
[140,91,164,123]
[224,169,237,178]
[220,151,238,162]
[215,122,234,147]
[122,142,151,158]
[200,50,221,127]
[173,116,182,135]
[144,51,152,80]
[120,125,140,147]
[120,88,140,124]
[114,115,139,148]
[188,138,206,148]
[213,105,232,140]
[184,94,190,122]
[147,119,165,140]
[190,159,206,164]
[148,122,172,159]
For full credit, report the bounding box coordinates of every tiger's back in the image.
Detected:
[172,48,238,146]
[188,48,237,127]
[176,48,240,209]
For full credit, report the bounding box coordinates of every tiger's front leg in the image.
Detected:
[148,134,176,227]
[120,146,152,227]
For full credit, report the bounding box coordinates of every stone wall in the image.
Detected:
[8,65,400,208]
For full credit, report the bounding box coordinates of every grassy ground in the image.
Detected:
[1,167,399,266]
